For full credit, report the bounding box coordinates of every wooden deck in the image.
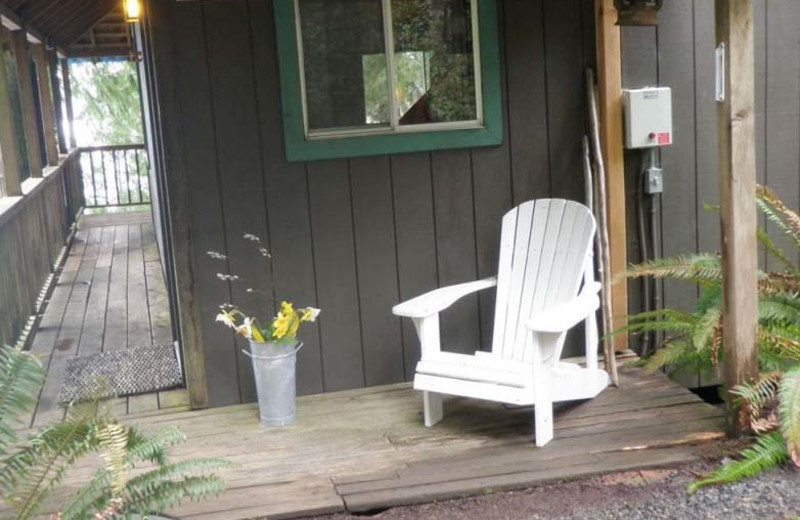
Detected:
[18,211,726,520]
[26,210,187,428]
[38,363,724,520]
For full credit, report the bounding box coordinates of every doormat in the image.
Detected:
[58,343,183,404]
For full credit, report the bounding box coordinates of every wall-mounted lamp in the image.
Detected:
[124,0,142,23]
[614,0,664,26]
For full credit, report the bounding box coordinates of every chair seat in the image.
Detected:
[415,351,533,389]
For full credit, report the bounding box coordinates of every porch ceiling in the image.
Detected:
[0,0,120,51]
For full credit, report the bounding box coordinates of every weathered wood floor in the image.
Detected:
[43,363,725,520]
[26,210,187,428]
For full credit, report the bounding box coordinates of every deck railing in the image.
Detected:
[79,144,150,208]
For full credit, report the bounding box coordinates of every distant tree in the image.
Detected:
[70,60,143,146]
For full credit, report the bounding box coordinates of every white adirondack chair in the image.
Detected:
[393,199,609,447]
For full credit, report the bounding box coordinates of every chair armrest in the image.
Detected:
[393,277,498,319]
[527,282,601,333]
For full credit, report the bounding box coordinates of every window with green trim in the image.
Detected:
[274,0,503,162]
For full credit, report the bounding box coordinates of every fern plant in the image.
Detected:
[621,185,800,490]
[0,346,232,520]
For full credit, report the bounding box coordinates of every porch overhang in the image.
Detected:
[0,0,132,58]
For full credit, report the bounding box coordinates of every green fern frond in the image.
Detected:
[3,418,104,519]
[757,227,797,272]
[623,254,722,283]
[125,426,185,466]
[760,297,800,325]
[124,475,228,514]
[689,432,789,492]
[58,468,114,520]
[779,366,800,465]
[643,341,694,374]
[97,422,129,495]
[693,308,722,349]
[0,347,44,455]
[757,185,800,249]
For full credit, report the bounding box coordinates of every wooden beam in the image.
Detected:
[715,0,758,436]
[32,44,58,166]
[594,0,627,350]
[61,58,76,148]
[0,28,23,196]
[9,30,43,177]
[47,49,68,154]
[144,0,209,409]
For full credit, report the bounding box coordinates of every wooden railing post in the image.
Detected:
[715,0,758,436]
[61,59,77,149]
[47,49,68,155]
[0,28,22,196]
[32,43,59,167]
[9,30,43,177]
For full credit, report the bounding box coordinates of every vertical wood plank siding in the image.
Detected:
[149,0,597,404]
[0,153,83,347]
[620,1,800,381]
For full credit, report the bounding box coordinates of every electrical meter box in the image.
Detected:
[622,87,673,149]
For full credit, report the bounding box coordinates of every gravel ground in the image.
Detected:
[307,462,800,520]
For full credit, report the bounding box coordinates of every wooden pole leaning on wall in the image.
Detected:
[61,59,77,149]
[32,44,59,167]
[594,0,628,352]
[9,30,43,177]
[715,0,758,436]
[0,29,23,196]
[587,70,619,387]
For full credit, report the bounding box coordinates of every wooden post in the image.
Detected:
[0,30,23,196]
[47,49,68,155]
[32,44,58,166]
[9,30,43,177]
[61,58,77,149]
[715,0,758,436]
[595,0,628,351]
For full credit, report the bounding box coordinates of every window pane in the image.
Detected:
[298,0,390,132]
[392,0,478,126]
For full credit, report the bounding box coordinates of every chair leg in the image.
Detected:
[533,361,554,447]
[423,391,443,427]
[534,398,553,447]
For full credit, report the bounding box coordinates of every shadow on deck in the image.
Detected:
[25,210,188,428]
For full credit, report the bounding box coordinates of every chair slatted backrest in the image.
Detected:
[491,200,596,362]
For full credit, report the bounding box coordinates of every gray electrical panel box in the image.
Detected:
[622,87,673,149]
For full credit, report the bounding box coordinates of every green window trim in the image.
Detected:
[274,0,504,162]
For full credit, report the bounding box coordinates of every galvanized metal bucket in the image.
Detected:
[245,340,302,426]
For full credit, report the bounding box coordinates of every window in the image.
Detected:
[275,0,502,161]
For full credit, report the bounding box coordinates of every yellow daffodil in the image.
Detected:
[272,312,291,339]
[280,301,294,316]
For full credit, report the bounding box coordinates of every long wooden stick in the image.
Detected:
[586,68,619,386]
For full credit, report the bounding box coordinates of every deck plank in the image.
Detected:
[126,224,151,346]
[28,211,176,427]
[16,363,725,520]
[33,228,102,426]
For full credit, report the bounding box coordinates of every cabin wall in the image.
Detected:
[620,1,800,385]
[146,0,596,406]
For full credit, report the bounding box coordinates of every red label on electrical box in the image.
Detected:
[657,132,672,145]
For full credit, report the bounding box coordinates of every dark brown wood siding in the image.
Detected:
[621,1,800,386]
[146,0,597,405]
